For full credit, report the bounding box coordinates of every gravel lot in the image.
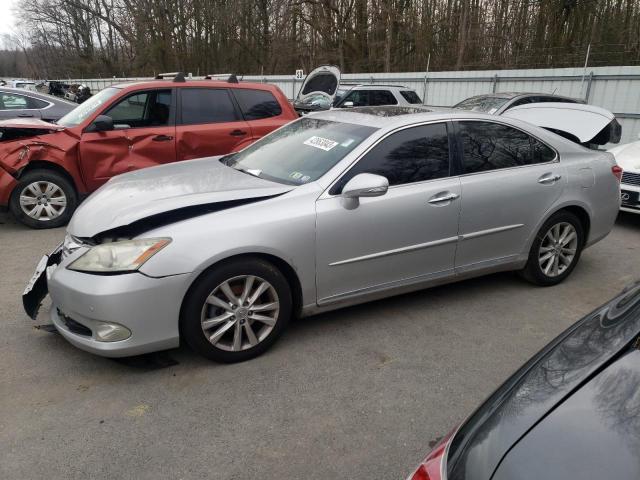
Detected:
[1,211,639,480]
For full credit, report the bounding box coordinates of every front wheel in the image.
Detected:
[181,258,292,363]
[520,211,584,286]
[9,169,77,229]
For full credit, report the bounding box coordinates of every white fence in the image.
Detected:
[55,65,640,143]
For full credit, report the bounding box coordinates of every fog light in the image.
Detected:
[94,322,131,342]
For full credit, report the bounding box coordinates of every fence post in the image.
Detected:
[585,71,594,103]
[492,74,499,93]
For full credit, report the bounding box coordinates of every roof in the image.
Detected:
[0,86,76,105]
[338,83,414,89]
[464,92,579,100]
[310,105,483,128]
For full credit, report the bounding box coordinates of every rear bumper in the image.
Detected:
[0,166,17,207]
[48,266,190,357]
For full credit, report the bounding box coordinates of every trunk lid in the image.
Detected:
[503,103,621,145]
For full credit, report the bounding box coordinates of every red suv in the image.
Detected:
[0,74,297,228]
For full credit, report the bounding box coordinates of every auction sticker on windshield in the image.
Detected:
[304,136,338,151]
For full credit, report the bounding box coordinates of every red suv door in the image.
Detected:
[176,88,252,160]
[79,89,176,190]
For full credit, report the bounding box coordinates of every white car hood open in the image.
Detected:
[503,103,620,145]
[68,156,293,238]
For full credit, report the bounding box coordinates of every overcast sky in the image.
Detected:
[0,0,18,37]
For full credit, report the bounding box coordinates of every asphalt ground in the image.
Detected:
[1,211,639,479]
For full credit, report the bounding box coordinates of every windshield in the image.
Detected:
[57,87,121,127]
[454,95,511,114]
[222,118,377,185]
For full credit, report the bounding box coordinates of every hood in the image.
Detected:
[503,103,621,145]
[608,140,640,172]
[68,156,294,238]
[295,65,341,105]
[447,281,640,480]
[0,118,65,143]
[491,348,640,480]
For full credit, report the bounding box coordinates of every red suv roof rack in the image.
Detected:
[154,72,186,82]
[204,74,239,83]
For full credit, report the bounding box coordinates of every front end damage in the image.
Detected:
[0,119,80,208]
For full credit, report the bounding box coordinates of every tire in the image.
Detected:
[180,257,292,363]
[9,169,77,229]
[520,211,585,286]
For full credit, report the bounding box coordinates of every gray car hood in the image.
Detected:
[68,156,293,238]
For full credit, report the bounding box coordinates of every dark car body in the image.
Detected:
[408,281,640,480]
[0,77,297,227]
[0,87,76,122]
[453,92,584,115]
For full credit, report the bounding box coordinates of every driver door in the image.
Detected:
[315,122,461,305]
[79,89,176,191]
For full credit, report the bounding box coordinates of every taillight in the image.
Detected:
[407,429,456,480]
[612,165,623,182]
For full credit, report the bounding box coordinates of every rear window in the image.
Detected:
[233,89,282,120]
[180,88,238,124]
[400,90,422,104]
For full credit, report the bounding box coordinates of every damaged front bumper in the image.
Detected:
[23,242,191,357]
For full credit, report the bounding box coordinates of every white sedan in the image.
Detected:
[609,135,640,214]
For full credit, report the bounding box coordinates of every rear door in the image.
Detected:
[231,88,291,143]
[176,87,251,160]
[453,120,564,271]
[79,88,176,190]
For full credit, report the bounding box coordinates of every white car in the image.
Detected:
[609,135,640,214]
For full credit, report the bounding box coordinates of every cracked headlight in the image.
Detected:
[68,238,171,273]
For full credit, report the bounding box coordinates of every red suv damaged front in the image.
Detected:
[0,78,297,228]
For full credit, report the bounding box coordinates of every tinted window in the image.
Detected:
[181,88,238,124]
[458,121,554,173]
[105,89,171,128]
[369,90,398,106]
[28,97,49,109]
[333,123,450,193]
[400,90,422,104]
[1,93,28,109]
[233,89,282,120]
[341,90,368,106]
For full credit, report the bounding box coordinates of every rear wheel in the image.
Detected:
[9,169,77,229]
[520,211,584,286]
[181,258,292,363]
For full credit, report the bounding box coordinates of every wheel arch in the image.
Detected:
[17,161,79,194]
[526,202,592,254]
[179,252,304,328]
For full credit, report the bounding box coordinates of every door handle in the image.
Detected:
[230,129,247,137]
[428,192,459,205]
[152,134,173,142]
[538,174,562,185]
[17,113,34,117]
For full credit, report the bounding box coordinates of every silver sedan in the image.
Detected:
[23,106,621,362]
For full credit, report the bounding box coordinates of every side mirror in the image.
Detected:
[86,115,113,133]
[342,101,354,108]
[342,173,389,199]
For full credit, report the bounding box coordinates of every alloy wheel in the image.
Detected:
[538,222,578,277]
[200,275,280,352]
[19,181,67,221]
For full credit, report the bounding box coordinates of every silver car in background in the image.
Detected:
[23,106,621,362]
